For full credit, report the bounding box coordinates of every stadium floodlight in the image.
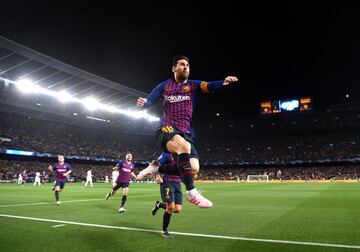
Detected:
[129,110,147,119]
[3,77,160,122]
[82,97,100,111]
[32,84,43,94]
[58,90,77,103]
[16,79,48,96]
[148,116,160,122]
[39,88,54,97]
[102,105,122,113]
[15,79,36,94]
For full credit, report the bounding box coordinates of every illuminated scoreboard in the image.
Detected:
[260,97,312,114]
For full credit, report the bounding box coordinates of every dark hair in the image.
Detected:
[172,55,189,67]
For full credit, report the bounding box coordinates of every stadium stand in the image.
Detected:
[1,102,360,181]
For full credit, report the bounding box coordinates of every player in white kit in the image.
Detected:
[18,173,23,185]
[84,169,93,187]
[33,171,41,186]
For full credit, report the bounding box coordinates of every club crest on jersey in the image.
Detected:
[182,86,190,92]
[162,126,174,133]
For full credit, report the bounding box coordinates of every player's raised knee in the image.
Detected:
[177,141,191,153]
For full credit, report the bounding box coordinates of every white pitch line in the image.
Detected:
[0,194,158,208]
[0,214,359,250]
[52,224,66,228]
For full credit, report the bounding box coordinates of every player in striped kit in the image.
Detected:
[137,55,238,208]
[105,152,137,213]
[48,155,72,205]
[151,152,183,238]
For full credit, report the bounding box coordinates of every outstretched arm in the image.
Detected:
[137,82,165,108]
[136,160,160,180]
[199,76,239,93]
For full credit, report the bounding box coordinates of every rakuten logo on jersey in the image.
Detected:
[164,95,191,103]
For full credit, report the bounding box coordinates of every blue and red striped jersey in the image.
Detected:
[157,152,181,179]
[52,162,71,182]
[115,160,135,183]
[144,78,223,133]
[157,152,175,167]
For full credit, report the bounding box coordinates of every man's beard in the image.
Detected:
[177,71,189,80]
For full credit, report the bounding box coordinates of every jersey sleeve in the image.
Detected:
[115,160,124,167]
[157,152,172,166]
[143,81,166,108]
[194,80,224,94]
[66,163,72,171]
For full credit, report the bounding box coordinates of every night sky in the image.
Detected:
[1,2,360,120]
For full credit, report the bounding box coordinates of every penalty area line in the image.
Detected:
[0,214,359,250]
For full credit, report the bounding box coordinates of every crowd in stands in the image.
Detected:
[2,105,360,165]
[198,165,359,181]
[0,112,159,161]
[1,101,360,180]
[197,130,360,164]
[0,159,358,182]
[194,103,360,164]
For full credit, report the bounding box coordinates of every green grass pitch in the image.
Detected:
[0,182,359,252]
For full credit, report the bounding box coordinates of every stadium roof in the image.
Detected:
[0,35,147,111]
